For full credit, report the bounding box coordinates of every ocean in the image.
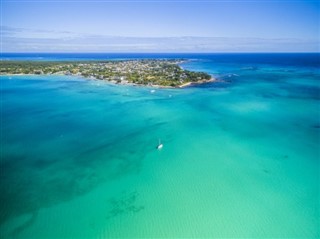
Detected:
[0,53,319,238]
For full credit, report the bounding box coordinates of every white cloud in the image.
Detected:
[1,26,318,52]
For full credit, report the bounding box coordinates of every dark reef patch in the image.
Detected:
[107,191,144,219]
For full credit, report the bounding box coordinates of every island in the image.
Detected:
[0,59,215,88]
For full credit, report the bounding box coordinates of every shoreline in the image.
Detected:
[1,73,218,89]
[178,77,216,88]
[1,59,216,88]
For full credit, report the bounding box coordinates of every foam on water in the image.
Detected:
[0,54,319,238]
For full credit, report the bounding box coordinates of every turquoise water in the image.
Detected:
[1,54,319,238]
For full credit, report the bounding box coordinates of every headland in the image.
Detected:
[0,59,215,88]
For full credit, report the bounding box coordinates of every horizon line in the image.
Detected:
[2,52,319,54]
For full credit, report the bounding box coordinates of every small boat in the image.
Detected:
[157,139,163,150]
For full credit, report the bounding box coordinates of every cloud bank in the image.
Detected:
[1,26,318,53]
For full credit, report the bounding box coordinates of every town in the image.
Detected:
[0,60,213,87]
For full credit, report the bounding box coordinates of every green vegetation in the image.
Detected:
[0,60,213,87]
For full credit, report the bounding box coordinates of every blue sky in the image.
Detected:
[1,0,319,52]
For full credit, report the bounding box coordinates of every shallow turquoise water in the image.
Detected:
[1,55,319,238]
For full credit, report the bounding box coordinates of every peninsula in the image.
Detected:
[0,60,214,87]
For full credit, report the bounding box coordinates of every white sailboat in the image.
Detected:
[157,139,163,150]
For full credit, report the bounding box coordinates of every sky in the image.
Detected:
[1,0,319,52]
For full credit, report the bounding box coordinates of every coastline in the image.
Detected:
[1,59,215,88]
[178,77,216,88]
[1,73,217,89]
